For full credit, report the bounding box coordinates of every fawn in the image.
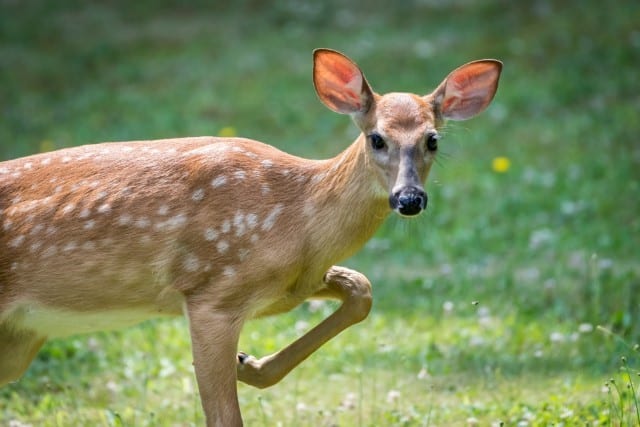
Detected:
[0,49,501,426]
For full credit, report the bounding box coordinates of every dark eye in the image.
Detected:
[369,133,386,151]
[426,133,439,152]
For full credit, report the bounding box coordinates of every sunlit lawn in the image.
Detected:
[1,0,639,425]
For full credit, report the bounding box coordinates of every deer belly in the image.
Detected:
[9,304,174,338]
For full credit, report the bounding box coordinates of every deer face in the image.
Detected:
[359,92,441,216]
[313,49,502,217]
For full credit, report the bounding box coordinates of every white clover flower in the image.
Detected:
[549,332,565,343]
[578,323,593,333]
[386,389,401,403]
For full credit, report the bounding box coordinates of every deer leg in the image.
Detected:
[185,297,246,427]
[0,324,45,386]
[237,265,372,389]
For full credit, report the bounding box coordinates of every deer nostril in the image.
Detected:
[391,188,427,216]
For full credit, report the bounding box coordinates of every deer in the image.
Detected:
[0,49,501,426]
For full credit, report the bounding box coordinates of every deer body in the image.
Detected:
[0,137,382,327]
[0,49,501,426]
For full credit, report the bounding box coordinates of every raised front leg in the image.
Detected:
[237,265,372,389]
[185,297,245,427]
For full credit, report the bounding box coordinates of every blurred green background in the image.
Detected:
[1,0,639,425]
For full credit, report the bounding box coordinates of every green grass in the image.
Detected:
[1,0,639,425]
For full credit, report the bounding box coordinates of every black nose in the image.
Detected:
[390,188,427,216]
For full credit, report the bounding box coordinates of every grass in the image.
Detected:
[1,0,639,425]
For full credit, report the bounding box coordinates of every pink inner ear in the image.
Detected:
[316,54,366,113]
[329,58,361,87]
[448,62,498,91]
[441,61,500,120]
[328,59,363,105]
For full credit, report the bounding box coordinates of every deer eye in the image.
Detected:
[369,133,387,151]
[426,132,439,152]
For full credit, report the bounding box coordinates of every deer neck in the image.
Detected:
[302,135,390,264]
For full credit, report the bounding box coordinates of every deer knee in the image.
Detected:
[349,279,372,323]
[324,266,373,323]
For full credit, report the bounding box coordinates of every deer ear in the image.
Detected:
[431,59,502,121]
[313,49,374,115]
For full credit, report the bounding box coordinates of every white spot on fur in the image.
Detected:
[246,213,258,230]
[62,156,72,163]
[30,224,44,235]
[118,214,133,226]
[250,234,259,244]
[183,254,200,273]
[262,204,284,231]
[155,213,187,231]
[204,227,218,241]
[234,170,246,181]
[261,159,273,168]
[82,241,96,251]
[234,211,246,237]
[97,203,111,214]
[261,184,270,195]
[192,188,205,202]
[187,144,230,156]
[221,220,231,234]
[217,240,229,254]
[23,162,33,170]
[42,245,58,258]
[211,175,227,188]
[135,217,151,228]
[223,266,236,277]
[170,214,188,228]
[157,205,170,216]
[3,220,13,231]
[8,235,25,248]
[79,208,91,219]
[84,219,96,230]
[30,242,42,253]
[63,241,78,252]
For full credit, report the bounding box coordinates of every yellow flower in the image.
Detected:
[491,156,511,173]
[218,126,237,137]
